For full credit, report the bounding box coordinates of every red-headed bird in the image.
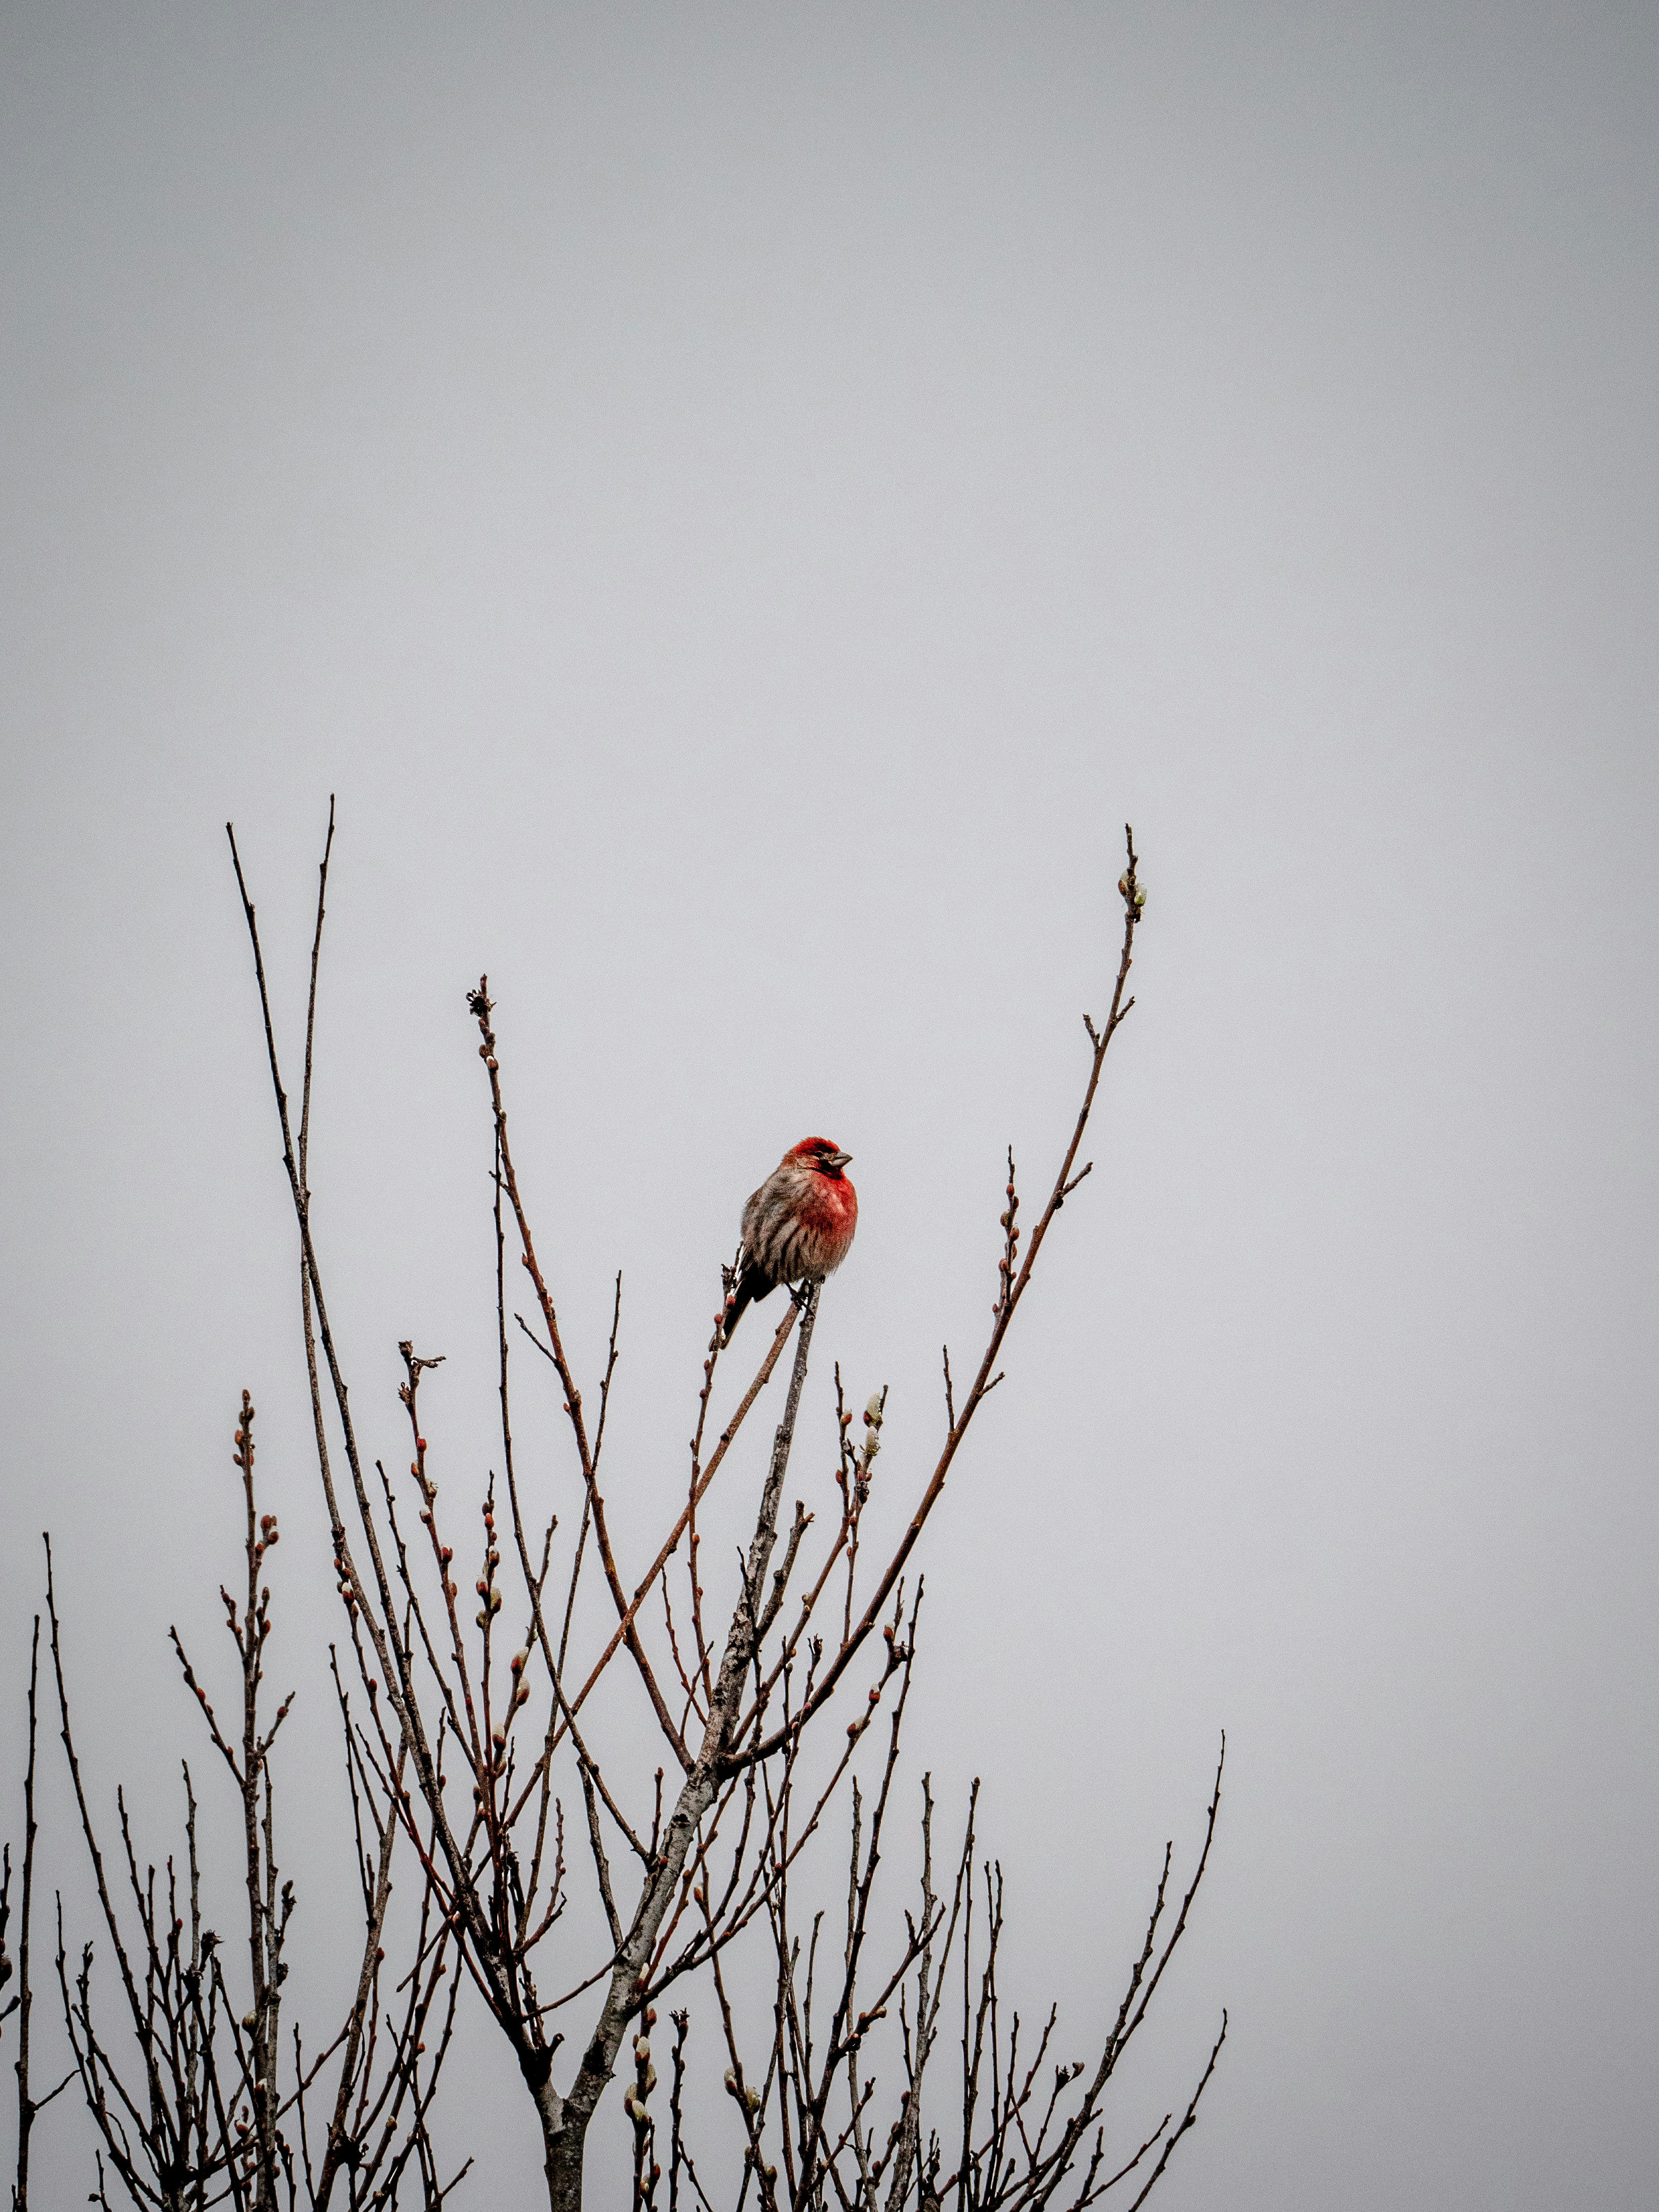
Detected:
[722,1138,858,1345]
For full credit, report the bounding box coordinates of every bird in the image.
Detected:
[722,1138,858,1346]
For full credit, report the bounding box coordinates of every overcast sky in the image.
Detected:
[2,5,1655,2206]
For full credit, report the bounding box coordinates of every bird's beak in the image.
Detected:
[828,1150,852,1170]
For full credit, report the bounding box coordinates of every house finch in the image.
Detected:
[722,1138,858,1345]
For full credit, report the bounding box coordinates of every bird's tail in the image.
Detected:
[721,1261,776,1347]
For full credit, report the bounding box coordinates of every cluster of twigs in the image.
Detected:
[34,1391,466,2212]
[2,814,1225,2209]
[651,1666,1224,2211]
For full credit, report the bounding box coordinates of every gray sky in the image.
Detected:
[2,4,1655,2205]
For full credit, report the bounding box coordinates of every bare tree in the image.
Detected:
[221,813,1221,2211]
[1,1613,76,2211]
[43,1390,466,2210]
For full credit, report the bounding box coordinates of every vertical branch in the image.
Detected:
[11,1618,41,2212]
[230,1394,281,2212]
[685,1281,732,1711]
[882,1772,941,2212]
[537,1286,824,2211]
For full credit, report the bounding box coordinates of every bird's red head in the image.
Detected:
[787,1137,853,1180]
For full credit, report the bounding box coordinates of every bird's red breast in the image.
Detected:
[796,1172,858,1267]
